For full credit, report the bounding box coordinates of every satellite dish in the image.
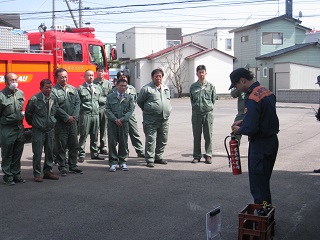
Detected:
[299,11,303,18]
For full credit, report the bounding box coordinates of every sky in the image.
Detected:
[0,0,319,43]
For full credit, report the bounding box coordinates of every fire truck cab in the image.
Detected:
[28,27,109,85]
[0,26,109,133]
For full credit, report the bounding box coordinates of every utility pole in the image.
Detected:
[79,0,82,28]
[66,0,79,28]
[52,0,56,29]
[65,0,82,28]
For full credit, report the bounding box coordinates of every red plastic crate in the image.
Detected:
[238,204,275,240]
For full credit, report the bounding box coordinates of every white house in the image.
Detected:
[186,49,235,94]
[116,27,182,61]
[182,27,235,56]
[126,42,235,95]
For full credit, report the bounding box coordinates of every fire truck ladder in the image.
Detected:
[54,29,63,68]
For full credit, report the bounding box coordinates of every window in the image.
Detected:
[225,38,232,50]
[263,67,268,77]
[262,32,283,45]
[122,43,126,53]
[167,40,181,47]
[88,44,106,67]
[30,44,40,51]
[63,42,82,61]
[241,36,248,42]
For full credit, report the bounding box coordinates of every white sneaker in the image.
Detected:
[120,163,128,171]
[109,165,116,172]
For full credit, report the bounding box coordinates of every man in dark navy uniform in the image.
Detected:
[229,68,279,205]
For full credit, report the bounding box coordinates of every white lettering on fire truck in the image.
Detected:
[0,75,29,83]
[18,76,28,82]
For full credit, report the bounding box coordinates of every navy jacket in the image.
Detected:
[238,82,279,140]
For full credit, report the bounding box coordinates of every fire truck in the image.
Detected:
[0,25,109,132]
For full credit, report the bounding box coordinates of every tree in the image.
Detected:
[161,48,186,98]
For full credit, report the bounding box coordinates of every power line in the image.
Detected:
[3,0,278,16]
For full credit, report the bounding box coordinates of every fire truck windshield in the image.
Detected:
[88,44,105,67]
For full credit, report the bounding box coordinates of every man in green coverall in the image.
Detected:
[230,87,245,144]
[52,68,83,176]
[189,65,216,164]
[93,66,113,155]
[25,79,59,182]
[106,78,134,172]
[137,68,172,168]
[77,69,104,162]
[0,73,26,185]
[116,71,145,158]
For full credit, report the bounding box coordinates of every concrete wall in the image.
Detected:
[277,89,320,103]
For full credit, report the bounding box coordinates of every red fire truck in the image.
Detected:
[0,26,109,131]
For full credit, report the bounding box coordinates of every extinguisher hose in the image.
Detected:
[224,136,231,168]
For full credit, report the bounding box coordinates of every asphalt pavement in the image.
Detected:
[0,98,319,240]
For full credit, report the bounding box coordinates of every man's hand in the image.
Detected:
[231,120,242,134]
[68,116,76,124]
[115,119,122,126]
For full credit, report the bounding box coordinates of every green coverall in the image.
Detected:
[106,92,134,166]
[0,88,25,183]
[93,78,113,153]
[112,85,144,155]
[77,83,101,159]
[137,82,172,163]
[230,88,246,144]
[189,80,216,160]
[52,84,80,171]
[25,93,57,177]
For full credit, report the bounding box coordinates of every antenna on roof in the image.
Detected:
[298,11,303,19]
[241,15,252,27]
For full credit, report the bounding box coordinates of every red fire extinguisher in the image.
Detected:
[224,133,242,175]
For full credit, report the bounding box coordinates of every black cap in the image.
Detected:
[117,71,128,79]
[229,68,252,90]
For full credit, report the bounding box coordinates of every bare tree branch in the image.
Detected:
[161,48,186,97]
